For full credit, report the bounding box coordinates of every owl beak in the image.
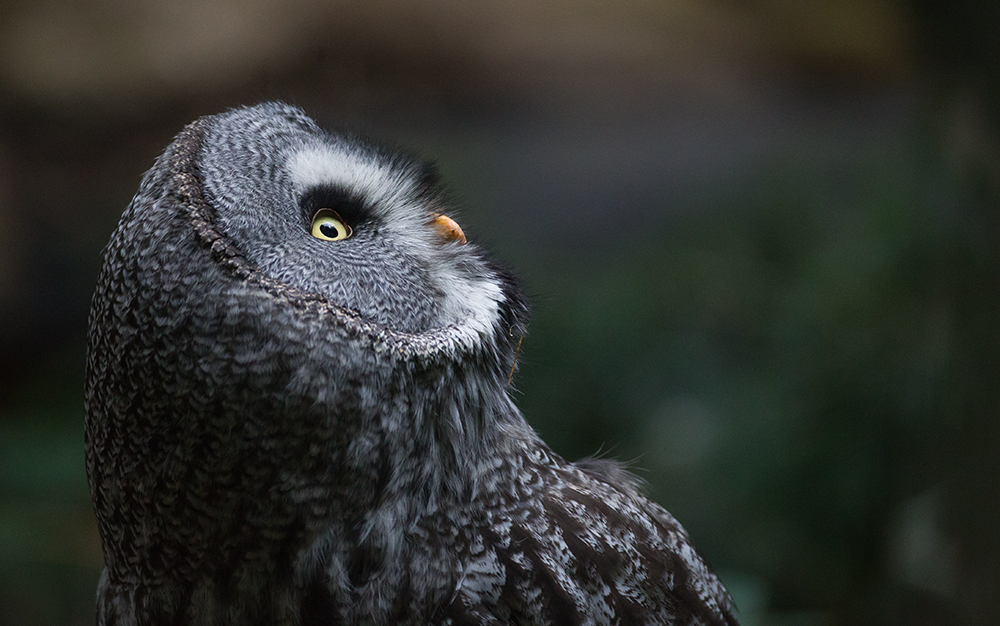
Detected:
[430,213,467,245]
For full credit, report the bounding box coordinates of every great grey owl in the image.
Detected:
[85,102,738,626]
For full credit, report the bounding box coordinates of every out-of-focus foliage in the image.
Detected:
[515,148,961,625]
[0,375,99,625]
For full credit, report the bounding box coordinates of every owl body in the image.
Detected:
[85,103,737,625]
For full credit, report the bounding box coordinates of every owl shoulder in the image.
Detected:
[434,447,737,625]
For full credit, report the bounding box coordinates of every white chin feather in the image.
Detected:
[434,262,504,340]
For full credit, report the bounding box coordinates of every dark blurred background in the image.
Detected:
[1,0,998,624]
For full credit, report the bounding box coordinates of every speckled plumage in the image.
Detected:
[84,103,738,626]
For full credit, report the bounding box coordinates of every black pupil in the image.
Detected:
[320,222,340,238]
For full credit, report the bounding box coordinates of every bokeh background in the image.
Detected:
[1,0,998,624]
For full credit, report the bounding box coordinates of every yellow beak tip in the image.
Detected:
[430,214,467,245]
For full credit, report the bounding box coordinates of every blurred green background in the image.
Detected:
[1,0,998,624]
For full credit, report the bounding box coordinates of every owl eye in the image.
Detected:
[310,209,352,241]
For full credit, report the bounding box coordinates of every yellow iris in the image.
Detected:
[310,209,352,241]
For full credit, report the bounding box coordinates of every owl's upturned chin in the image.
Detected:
[84,103,738,626]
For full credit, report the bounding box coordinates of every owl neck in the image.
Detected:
[88,316,539,623]
[86,260,533,587]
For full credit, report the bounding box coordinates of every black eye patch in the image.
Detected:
[299,186,373,230]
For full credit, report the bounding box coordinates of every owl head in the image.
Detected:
[197,103,518,338]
